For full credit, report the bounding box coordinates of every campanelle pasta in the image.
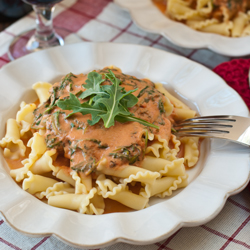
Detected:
[0,66,200,214]
[153,0,250,37]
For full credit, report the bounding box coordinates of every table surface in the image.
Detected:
[0,0,250,249]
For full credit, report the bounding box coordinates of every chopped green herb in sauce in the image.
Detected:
[109,144,141,165]
[60,73,77,90]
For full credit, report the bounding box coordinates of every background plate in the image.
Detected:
[0,42,249,249]
[114,0,250,57]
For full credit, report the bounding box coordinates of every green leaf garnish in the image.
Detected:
[57,93,104,120]
[56,70,159,129]
[94,70,138,127]
[79,71,107,100]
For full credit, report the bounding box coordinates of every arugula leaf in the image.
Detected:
[79,72,107,100]
[57,93,105,121]
[94,70,139,127]
[120,92,138,108]
[57,70,159,129]
[96,87,137,127]
[118,91,138,115]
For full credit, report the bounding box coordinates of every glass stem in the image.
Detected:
[33,4,56,42]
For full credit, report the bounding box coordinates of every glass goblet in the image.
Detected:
[8,0,74,60]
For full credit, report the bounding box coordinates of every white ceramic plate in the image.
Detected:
[114,0,250,57]
[0,42,249,249]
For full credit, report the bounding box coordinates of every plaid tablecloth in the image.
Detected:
[0,0,250,249]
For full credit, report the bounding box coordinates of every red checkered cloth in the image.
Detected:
[0,1,249,249]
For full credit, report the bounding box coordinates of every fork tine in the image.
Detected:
[174,122,233,129]
[173,115,250,146]
[175,127,230,133]
[176,115,236,125]
[174,132,227,138]
[174,127,230,138]
[173,115,235,138]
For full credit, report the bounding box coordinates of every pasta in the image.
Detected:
[0,66,201,214]
[152,0,250,37]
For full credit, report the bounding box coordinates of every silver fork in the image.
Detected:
[173,115,250,147]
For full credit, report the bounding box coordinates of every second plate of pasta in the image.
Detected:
[114,0,250,57]
[0,42,249,248]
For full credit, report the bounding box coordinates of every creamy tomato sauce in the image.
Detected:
[5,138,31,170]
[6,156,27,170]
[32,68,172,176]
